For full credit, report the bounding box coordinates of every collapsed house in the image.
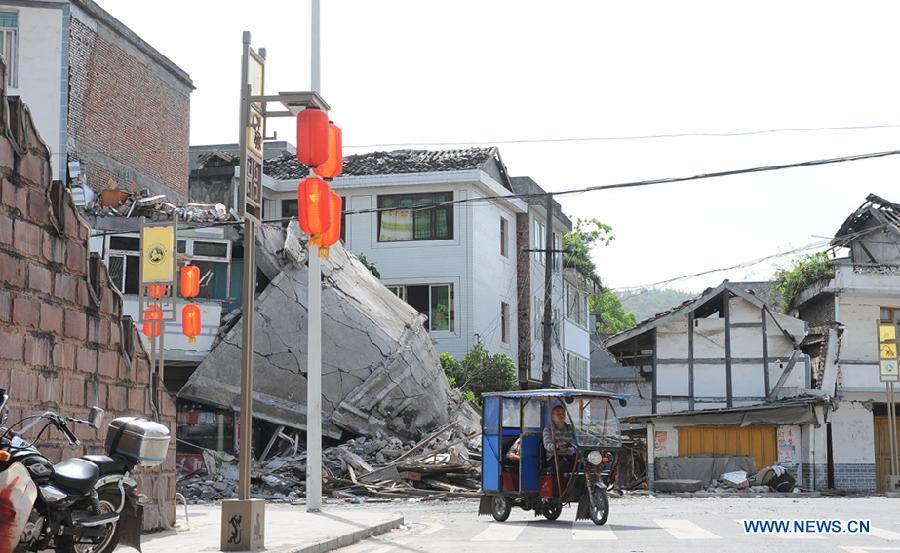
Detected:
[604,281,824,491]
[179,222,479,443]
[789,194,900,493]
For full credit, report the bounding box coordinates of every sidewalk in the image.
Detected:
[140,503,404,553]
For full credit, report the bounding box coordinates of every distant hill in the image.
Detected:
[616,288,695,322]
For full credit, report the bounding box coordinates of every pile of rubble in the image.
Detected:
[177,420,482,503]
[83,186,237,222]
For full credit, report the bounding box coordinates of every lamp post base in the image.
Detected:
[220,499,265,551]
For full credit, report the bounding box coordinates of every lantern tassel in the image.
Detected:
[318,246,330,260]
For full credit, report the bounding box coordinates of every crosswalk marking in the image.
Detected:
[471,522,529,541]
[870,527,900,541]
[655,519,721,539]
[572,521,617,540]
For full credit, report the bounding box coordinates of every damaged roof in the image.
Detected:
[621,394,830,425]
[833,193,900,247]
[604,280,782,350]
[264,147,512,189]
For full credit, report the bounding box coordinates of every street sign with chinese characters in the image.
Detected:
[879,323,900,382]
[239,45,265,223]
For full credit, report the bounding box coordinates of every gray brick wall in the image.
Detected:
[801,463,876,492]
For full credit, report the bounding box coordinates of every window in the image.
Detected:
[105,234,232,301]
[500,217,508,257]
[501,302,510,343]
[387,285,406,301]
[392,283,454,332]
[281,199,298,227]
[532,219,545,263]
[0,12,17,87]
[566,284,589,328]
[377,192,453,241]
[566,352,589,389]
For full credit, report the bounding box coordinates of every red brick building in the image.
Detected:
[0,60,177,529]
[0,0,193,202]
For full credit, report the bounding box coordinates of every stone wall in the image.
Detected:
[0,62,176,529]
[67,3,192,202]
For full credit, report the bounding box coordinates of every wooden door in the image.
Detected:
[678,425,777,471]
[874,416,900,492]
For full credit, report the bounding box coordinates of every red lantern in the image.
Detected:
[314,123,342,179]
[296,108,330,167]
[180,265,200,299]
[182,303,201,344]
[297,177,332,237]
[319,192,342,249]
[142,304,162,338]
[147,284,167,300]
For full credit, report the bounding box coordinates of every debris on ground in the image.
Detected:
[177,420,482,503]
[721,470,750,489]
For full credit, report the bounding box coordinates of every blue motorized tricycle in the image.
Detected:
[478,389,626,525]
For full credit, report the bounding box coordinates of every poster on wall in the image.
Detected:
[654,431,668,455]
[777,426,798,464]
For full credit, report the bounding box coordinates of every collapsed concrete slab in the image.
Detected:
[179,223,478,441]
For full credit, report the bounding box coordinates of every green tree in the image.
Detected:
[357,253,381,279]
[440,346,517,405]
[563,218,613,286]
[591,289,637,334]
[773,252,834,310]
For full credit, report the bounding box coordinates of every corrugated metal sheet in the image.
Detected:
[678,425,777,471]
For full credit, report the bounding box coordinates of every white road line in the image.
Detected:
[655,519,721,539]
[572,521,617,540]
[870,527,900,541]
[471,522,529,541]
[839,548,900,553]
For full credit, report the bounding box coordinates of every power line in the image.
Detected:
[342,123,900,149]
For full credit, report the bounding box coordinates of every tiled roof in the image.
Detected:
[263,147,497,181]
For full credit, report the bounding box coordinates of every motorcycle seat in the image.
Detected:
[82,455,126,477]
[53,458,100,495]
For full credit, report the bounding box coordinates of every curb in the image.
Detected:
[286,516,405,553]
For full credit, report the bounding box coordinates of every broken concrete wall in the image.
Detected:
[180,224,478,441]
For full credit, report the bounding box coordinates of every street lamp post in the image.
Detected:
[220,30,331,551]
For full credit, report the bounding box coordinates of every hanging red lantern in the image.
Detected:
[147,284,167,300]
[317,192,342,258]
[296,108,330,167]
[180,264,200,299]
[314,123,342,179]
[142,304,162,338]
[297,177,332,237]
[182,303,201,344]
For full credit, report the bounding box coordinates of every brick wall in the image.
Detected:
[67,15,191,203]
[515,212,531,384]
[0,62,176,529]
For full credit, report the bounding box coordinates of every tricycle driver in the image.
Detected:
[543,405,576,473]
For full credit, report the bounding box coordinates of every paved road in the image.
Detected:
[329,495,900,553]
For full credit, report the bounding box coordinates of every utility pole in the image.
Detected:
[306,0,324,513]
[541,194,554,388]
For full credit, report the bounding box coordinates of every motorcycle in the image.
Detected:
[0,387,171,553]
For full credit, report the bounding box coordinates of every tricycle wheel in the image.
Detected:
[590,486,609,526]
[542,501,563,521]
[491,496,511,522]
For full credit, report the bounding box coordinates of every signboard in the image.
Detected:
[140,225,175,283]
[879,323,900,382]
[239,47,265,223]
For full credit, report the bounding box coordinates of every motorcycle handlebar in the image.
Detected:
[55,418,81,446]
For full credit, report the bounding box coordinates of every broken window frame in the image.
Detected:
[376,191,453,242]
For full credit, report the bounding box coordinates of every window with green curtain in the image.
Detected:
[430,284,453,332]
[378,192,453,241]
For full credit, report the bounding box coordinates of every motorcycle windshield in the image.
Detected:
[565,398,622,448]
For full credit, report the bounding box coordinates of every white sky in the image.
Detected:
[98,0,900,292]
